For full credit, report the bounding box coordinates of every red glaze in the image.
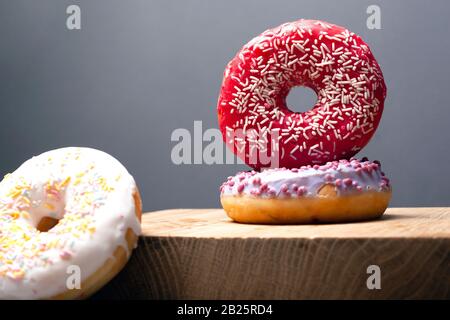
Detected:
[217,19,386,169]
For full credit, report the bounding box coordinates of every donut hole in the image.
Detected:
[286,86,318,113]
[36,216,61,232]
[28,187,67,232]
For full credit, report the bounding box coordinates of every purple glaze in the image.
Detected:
[220,158,391,198]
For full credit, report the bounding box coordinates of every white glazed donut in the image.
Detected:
[0,147,141,299]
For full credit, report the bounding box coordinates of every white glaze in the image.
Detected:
[0,147,141,299]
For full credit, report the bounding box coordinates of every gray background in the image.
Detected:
[0,0,449,211]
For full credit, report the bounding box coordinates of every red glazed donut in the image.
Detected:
[217,19,386,169]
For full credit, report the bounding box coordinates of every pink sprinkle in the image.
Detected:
[280,184,289,193]
[260,183,268,191]
[228,180,235,187]
[343,178,353,186]
[47,189,60,200]
[252,177,261,185]
[60,251,72,260]
[237,184,245,193]
[335,179,342,187]
[292,184,299,191]
[325,174,333,182]
[363,165,372,174]
[297,186,306,196]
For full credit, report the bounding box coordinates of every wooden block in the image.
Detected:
[95,208,450,299]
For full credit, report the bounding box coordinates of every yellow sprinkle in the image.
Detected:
[47,239,59,249]
[76,172,85,178]
[9,212,20,220]
[12,270,25,279]
[44,203,55,211]
[46,193,57,200]
[9,189,22,199]
[59,176,71,188]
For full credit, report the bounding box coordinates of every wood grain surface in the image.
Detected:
[95,207,450,299]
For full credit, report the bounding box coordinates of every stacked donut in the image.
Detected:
[218,19,391,223]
